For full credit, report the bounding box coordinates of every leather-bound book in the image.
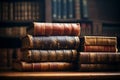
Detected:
[80,36,117,46]
[27,22,80,36]
[13,61,74,71]
[79,52,120,64]
[22,35,80,49]
[22,50,77,62]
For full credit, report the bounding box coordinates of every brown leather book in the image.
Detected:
[0,27,26,38]
[81,45,117,52]
[0,49,8,67]
[80,36,117,46]
[27,22,80,36]
[22,35,80,49]
[22,50,77,62]
[13,61,74,71]
[79,64,120,72]
[79,52,120,64]
[12,48,23,61]
[0,48,14,69]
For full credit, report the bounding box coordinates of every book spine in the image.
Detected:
[26,2,29,20]
[22,50,77,62]
[75,0,81,19]
[28,2,32,20]
[82,45,117,52]
[33,22,80,36]
[31,2,34,20]
[6,2,9,21]
[14,2,18,20]
[2,2,9,21]
[81,0,88,18]
[0,48,14,71]
[79,52,120,64]
[86,23,92,35]
[0,28,7,37]
[19,2,22,21]
[17,2,21,21]
[35,2,40,20]
[15,2,20,21]
[57,0,61,19]
[79,64,120,71]
[68,0,74,19]
[22,35,80,49]
[80,23,86,36]
[0,27,26,38]
[7,49,14,68]
[0,48,8,67]
[84,36,117,46]
[10,2,13,21]
[12,48,22,61]
[52,0,57,19]
[93,20,102,35]
[19,27,27,38]
[62,0,67,19]
[14,62,74,71]
[23,1,27,21]
[22,1,25,21]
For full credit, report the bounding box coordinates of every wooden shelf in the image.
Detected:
[0,21,32,27]
[0,37,21,48]
[52,19,92,23]
[0,72,120,80]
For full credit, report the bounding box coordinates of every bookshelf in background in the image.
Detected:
[87,0,120,37]
[102,23,120,37]
[0,0,45,27]
[0,0,45,56]
[102,22,120,52]
[0,0,45,71]
[46,0,89,22]
[91,20,120,38]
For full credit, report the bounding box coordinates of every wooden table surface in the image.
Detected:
[0,72,120,80]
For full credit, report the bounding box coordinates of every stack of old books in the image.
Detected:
[78,36,120,71]
[13,22,81,71]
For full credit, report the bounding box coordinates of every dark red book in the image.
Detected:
[13,61,74,71]
[81,45,117,52]
[27,22,80,36]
